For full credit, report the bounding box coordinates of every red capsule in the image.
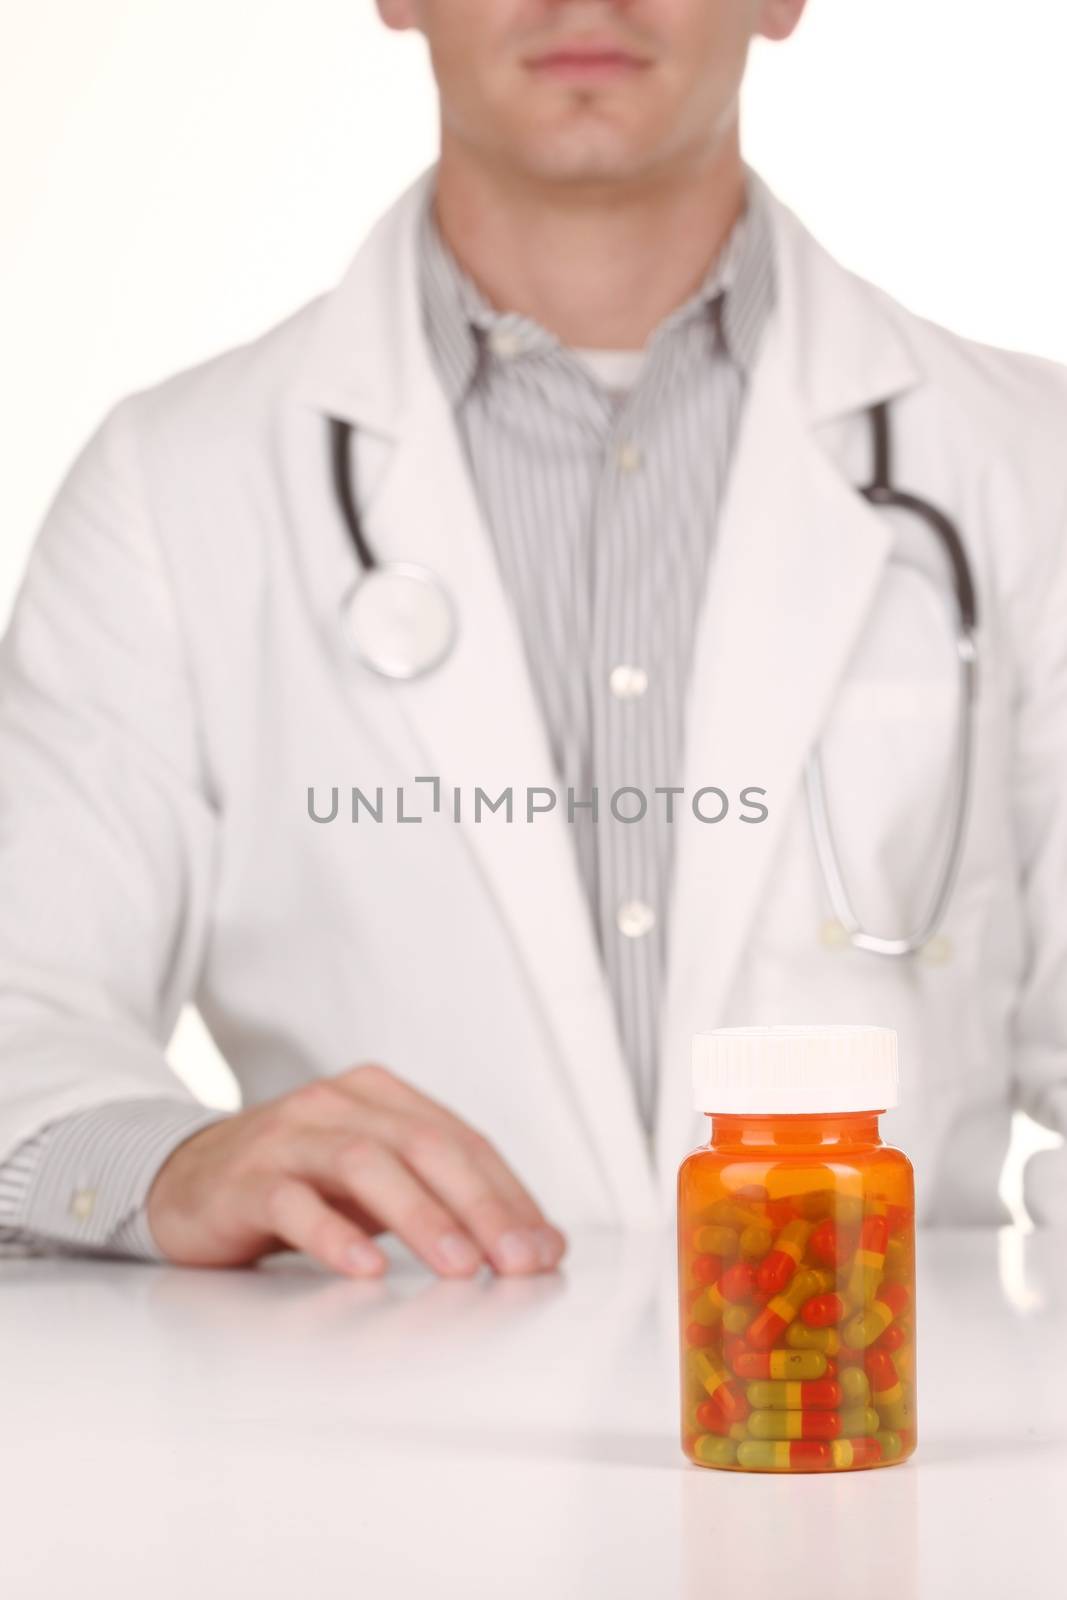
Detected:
[801,1292,847,1328]
[718,1262,758,1303]
[824,1359,839,1379]
[691,1252,724,1288]
[886,1203,912,1236]
[831,1436,884,1469]
[723,1335,749,1372]
[865,1349,899,1396]
[876,1323,906,1353]
[808,1218,851,1269]
[695,1399,734,1435]
[686,1321,720,1349]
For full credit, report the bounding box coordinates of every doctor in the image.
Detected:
[2,0,1067,1280]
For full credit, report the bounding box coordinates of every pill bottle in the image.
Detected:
[678,1025,916,1473]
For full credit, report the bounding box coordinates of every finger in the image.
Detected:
[333,1068,565,1267]
[256,1176,388,1279]
[290,1111,562,1275]
[397,1122,563,1275]
[308,1138,487,1279]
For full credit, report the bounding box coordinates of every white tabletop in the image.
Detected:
[2,1227,1063,1599]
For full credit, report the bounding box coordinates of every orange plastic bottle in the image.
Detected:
[678,1026,916,1473]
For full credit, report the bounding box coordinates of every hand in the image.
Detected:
[147,1064,567,1280]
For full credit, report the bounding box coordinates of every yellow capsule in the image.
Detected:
[708,1199,766,1231]
[739,1224,773,1261]
[875,1429,903,1461]
[877,1390,915,1432]
[690,1282,728,1327]
[693,1434,737,1467]
[786,1323,840,1355]
[690,1349,732,1401]
[693,1224,739,1257]
[839,1367,871,1406]
[723,1304,753,1335]
[729,1421,750,1442]
[838,1406,879,1436]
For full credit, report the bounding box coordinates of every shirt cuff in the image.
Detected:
[0,1098,230,1261]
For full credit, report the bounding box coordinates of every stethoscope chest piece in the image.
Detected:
[342,561,458,681]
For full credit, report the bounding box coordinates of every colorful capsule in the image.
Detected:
[693,1225,739,1258]
[838,1406,879,1436]
[690,1280,729,1327]
[875,1429,903,1461]
[757,1220,815,1295]
[875,1322,906,1353]
[801,1292,847,1328]
[808,1218,850,1269]
[695,1399,735,1435]
[719,1262,758,1302]
[690,1251,724,1288]
[843,1282,909,1349]
[739,1224,774,1261]
[689,1350,749,1421]
[745,1379,841,1411]
[685,1321,720,1348]
[839,1367,871,1406]
[693,1434,738,1467]
[749,1409,841,1441]
[785,1323,840,1355]
[733,1348,828,1381]
[824,1359,839,1379]
[736,1441,831,1472]
[847,1213,890,1304]
[723,1303,754,1335]
[708,1200,766,1230]
[748,1267,822,1348]
[831,1437,883,1469]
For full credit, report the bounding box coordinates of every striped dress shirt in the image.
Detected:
[0,177,775,1256]
[418,179,775,1129]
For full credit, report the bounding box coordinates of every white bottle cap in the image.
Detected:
[691,1025,899,1115]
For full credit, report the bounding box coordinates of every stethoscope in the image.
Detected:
[329,402,979,958]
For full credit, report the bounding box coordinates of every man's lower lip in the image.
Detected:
[526,54,649,83]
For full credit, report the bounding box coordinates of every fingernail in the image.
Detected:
[435,1232,482,1275]
[534,1227,561,1270]
[346,1242,384,1276]
[494,1230,540,1274]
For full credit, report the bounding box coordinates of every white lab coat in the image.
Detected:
[3,168,1067,1229]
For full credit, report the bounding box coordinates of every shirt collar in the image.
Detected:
[418,170,776,408]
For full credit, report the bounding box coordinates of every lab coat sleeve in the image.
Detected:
[1011,481,1067,1224]
[0,396,228,1249]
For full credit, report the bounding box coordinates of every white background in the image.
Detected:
[1,0,1063,1208]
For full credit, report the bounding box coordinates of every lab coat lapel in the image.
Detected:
[652,199,924,1201]
[293,169,659,1223]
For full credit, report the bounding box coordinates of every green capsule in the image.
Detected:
[839,1367,871,1406]
[839,1406,879,1436]
[786,1323,840,1354]
[723,1304,753,1335]
[875,1429,903,1461]
[693,1434,737,1467]
[739,1225,773,1261]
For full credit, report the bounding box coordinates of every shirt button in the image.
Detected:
[489,329,525,359]
[617,899,656,939]
[70,1189,96,1221]
[609,664,649,700]
[617,442,643,473]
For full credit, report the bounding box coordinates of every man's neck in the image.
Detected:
[432,132,747,351]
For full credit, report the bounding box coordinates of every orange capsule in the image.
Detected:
[876,1322,906,1353]
[801,1292,847,1328]
[808,1217,853,1269]
[749,1409,842,1441]
[748,1268,822,1349]
[695,1398,735,1435]
[831,1436,884,1469]
[686,1321,720,1349]
[718,1262,758,1303]
[757,1220,814,1295]
[691,1252,724,1288]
